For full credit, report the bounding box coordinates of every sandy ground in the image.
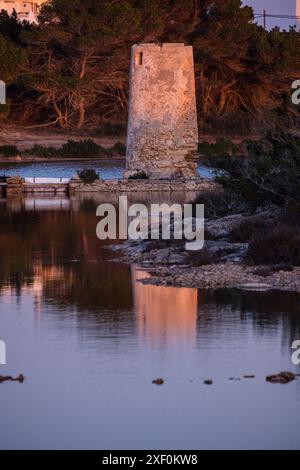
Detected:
[0,125,125,151]
[0,125,263,152]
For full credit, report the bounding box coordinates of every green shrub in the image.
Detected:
[60,139,101,158]
[230,217,272,243]
[77,168,99,184]
[97,145,112,157]
[112,141,126,156]
[198,138,239,157]
[214,133,300,211]
[247,225,300,266]
[0,145,19,157]
[25,144,58,158]
[9,139,125,160]
[192,191,247,218]
[128,171,149,180]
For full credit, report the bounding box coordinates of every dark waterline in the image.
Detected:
[0,193,299,450]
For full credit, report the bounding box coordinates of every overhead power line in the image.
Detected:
[254,14,300,19]
[253,11,300,30]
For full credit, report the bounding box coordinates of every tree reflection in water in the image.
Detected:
[0,194,299,350]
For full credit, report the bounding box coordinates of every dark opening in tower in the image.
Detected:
[135,52,143,66]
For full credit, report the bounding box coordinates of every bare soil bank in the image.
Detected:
[0,125,262,161]
[0,125,125,155]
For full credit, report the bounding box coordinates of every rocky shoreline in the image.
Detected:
[109,211,300,293]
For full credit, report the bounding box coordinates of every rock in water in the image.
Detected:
[0,374,25,384]
[152,378,164,385]
[0,375,13,383]
[204,379,213,385]
[266,371,296,384]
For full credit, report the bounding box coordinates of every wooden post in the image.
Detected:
[263,9,266,30]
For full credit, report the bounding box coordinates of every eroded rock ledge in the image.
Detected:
[69,176,219,193]
[109,210,300,293]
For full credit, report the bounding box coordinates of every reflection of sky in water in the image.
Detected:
[0,197,299,450]
[0,159,215,179]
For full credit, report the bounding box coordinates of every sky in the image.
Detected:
[243,0,299,30]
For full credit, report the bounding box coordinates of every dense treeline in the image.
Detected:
[0,0,299,133]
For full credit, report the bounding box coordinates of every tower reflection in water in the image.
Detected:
[132,266,198,346]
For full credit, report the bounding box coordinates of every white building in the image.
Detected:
[0,1,46,23]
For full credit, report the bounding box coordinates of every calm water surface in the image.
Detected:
[0,193,299,450]
[0,159,215,179]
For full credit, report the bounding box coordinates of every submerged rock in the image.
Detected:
[203,379,213,385]
[0,374,25,384]
[152,378,164,385]
[266,371,296,384]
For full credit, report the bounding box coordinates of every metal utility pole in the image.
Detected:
[263,9,266,30]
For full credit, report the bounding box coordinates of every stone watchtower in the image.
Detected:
[125,43,199,179]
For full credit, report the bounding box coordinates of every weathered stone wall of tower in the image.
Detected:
[125,43,199,179]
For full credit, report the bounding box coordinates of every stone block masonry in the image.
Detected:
[6,176,24,194]
[6,176,68,194]
[69,177,219,193]
[6,176,220,194]
[125,43,199,179]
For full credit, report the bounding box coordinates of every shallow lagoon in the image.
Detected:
[0,158,215,180]
[0,193,299,450]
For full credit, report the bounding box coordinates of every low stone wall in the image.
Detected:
[24,183,68,193]
[6,175,221,194]
[6,176,68,194]
[6,176,24,194]
[69,176,220,193]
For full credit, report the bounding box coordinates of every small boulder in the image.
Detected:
[0,374,25,384]
[266,371,296,384]
[0,375,13,383]
[152,378,164,385]
[204,379,213,385]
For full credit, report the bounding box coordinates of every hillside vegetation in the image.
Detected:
[0,0,299,133]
